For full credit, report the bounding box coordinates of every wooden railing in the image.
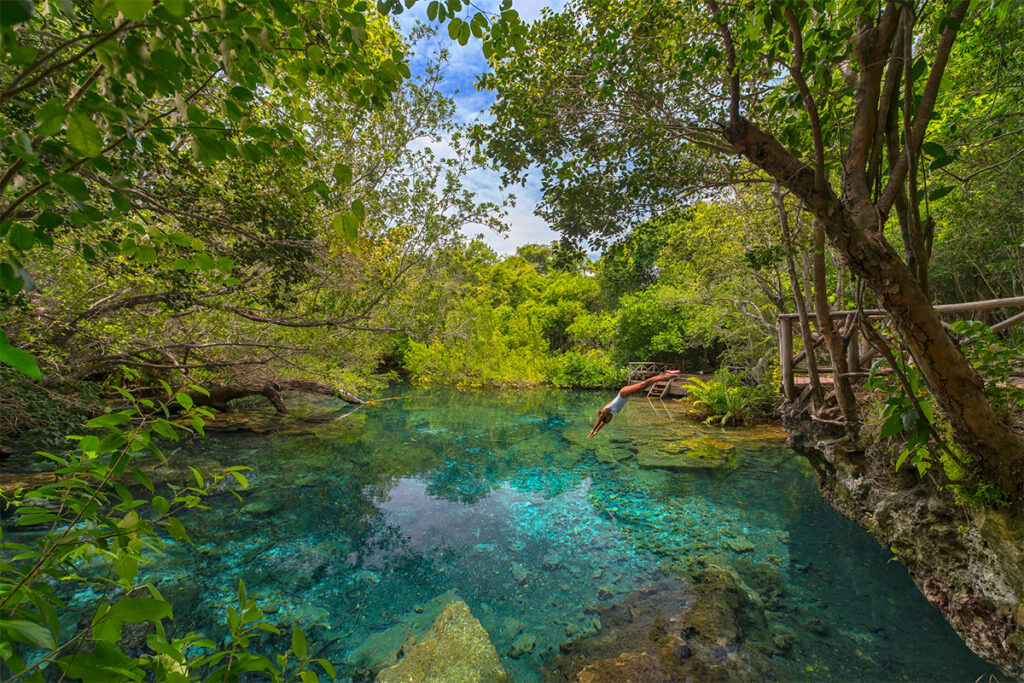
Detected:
[626,361,679,383]
[778,296,1024,402]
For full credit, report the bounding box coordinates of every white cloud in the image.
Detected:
[394,0,565,251]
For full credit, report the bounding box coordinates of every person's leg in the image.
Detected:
[618,371,680,398]
[618,380,653,398]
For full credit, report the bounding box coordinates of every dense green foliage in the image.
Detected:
[2,0,1024,679]
[480,0,1024,499]
[0,0,515,679]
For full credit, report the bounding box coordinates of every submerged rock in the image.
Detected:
[542,551,565,570]
[576,652,674,682]
[509,632,537,658]
[510,562,530,585]
[345,589,458,675]
[376,600,511,682]
[724,536,755,553]
[500,617,524,639]
[637,437,737,470]
[551,571,773,682]
[240,499,277,516]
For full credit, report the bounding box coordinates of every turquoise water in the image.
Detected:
[117,387,990,679]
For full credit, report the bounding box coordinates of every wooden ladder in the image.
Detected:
[647,379,675,399]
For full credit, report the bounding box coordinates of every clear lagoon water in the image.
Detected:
[73,386,996,680]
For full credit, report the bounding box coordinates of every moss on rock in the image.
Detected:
[376,600,511,683]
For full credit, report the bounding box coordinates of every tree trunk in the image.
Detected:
[813,219,859,427]
[724,117,1024,501]
[776,187,822,403]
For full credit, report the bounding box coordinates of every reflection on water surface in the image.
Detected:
[110,386,992,680]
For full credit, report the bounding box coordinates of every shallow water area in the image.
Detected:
[102,387,998,679]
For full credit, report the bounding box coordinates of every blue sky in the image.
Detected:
[395,0,565,254]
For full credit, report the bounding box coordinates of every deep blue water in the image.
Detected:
[92,387,996,680]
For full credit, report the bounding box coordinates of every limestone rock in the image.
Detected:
[509,632,537,658]
[511,562,530,585]
[553,573,772,682]
[785,414,1024,678]
[345,589,458,675]
[576,652,674,682]
[637,437,737,471]
[500,617,523,639]
[376,600,511,683]
[724,536,755,553]
[542,551,565,570]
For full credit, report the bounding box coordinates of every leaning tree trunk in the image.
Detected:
[724,117,1024,502]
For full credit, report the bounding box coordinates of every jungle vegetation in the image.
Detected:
[0,0,1022,680]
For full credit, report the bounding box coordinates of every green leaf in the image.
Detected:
[921,141,946,157]
[194,252,215,271]
[51,172,91,201]
[894,447,911,471]
[0,330,41,380]
[341,214,359,240]
[67,113,104,158]
[0,0,34,26]
[301,672,318,683]
[350,199,366,221]
[1,619,55,649]
[163,0,189,17]
[165,517,191,544]
[930,155,956,171]
[216,257,234,274]
[333,162,353,186]
[114,555,138,583]
[93,597,172,644]
[85,411,133,429]
[9,223,35,251]
[448,17,462,40]
[175,392,194,410]
[879,413,904,439]
[35,98,67,136]
[928,185,955,201]
[316,658,337,679]
[115,0,154,21]
[135,245,157,263]
[291,627,307,659]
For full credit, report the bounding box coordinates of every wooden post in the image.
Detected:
[780,316,795,401]
[846,325,861,374]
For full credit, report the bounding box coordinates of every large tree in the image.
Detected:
[481,0,1024,500]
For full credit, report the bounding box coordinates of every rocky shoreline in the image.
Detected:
[784,413,1024,680]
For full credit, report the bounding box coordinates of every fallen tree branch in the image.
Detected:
[190,379,363,414]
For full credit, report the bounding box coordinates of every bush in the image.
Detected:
[685,370,776,425]
[545,350,625,388]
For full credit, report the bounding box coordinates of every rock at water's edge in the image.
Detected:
[376,600,511,683]
[785,414,1024,679]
